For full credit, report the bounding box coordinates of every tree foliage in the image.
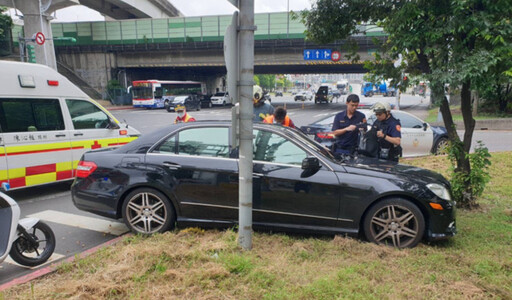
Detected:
[0,6,13,56]
[254,74,276,91]
[302,0,512,208]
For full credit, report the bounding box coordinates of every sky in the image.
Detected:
[7,0,314,22]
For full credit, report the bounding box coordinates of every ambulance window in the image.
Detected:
[66,100,110,130]
[0,99,64,132]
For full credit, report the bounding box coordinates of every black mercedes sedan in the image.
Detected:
[72,121,456,248]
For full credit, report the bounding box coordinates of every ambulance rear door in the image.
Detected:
[0,98,73,189]
[64,99,123,173]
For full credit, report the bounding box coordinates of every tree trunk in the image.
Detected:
[433,81,477,209]
[459,80,477,208]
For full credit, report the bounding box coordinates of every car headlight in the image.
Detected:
[427,183,451,201]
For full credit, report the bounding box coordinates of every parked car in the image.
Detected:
[300,109,449,157]
[295,91,313,101]
[199,94,212,108]
[275,91,283,97]
[332,89,341,98]
[72,121,456,248]
[210,92,230,106]
[315,86,333,103]
[166,95,201,112]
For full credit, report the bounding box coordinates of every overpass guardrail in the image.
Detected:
[12,12,384,47]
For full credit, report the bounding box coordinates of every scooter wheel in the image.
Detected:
[9,221,56,267]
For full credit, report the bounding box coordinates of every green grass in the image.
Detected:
[2,153,512,300]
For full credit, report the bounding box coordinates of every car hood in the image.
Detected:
[342,157,450,186]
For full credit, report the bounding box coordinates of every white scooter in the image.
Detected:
[0,183,56,267]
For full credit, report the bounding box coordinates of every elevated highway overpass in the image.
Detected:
[10,12,385,96]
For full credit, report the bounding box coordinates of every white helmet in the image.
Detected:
[372,102,391,114]
[253,85,263,102]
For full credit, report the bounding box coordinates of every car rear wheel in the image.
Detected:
[363,198,425,248]
[122,188,175,235]
[434,137,449,155]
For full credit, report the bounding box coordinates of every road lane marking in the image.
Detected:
[26,210,128,236]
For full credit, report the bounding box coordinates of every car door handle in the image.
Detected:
[163,162,181,170]
[74,133,84,136]
[55,134,66,137]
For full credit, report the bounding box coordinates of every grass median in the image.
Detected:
[2,152,511,300]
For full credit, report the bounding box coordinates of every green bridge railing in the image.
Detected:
[12,12,384,47]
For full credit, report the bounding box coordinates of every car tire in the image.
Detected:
[434,137,449,155]
[166,106,172,112]
[121,188,176,235]
[208,102,212,108]
[197,104,201,111]
[363,198,425,248]
[222,100,226,106]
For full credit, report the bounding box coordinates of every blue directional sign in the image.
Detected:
[303,49,332,60]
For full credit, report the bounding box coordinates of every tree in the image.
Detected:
[0,6,13,56]
[254,74,276,91]
[301,0,511,208]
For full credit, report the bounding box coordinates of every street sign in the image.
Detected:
[303,49,331,60]
[331,51,341,62]
[35,32,45,45]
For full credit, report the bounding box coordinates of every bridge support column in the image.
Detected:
[13,0,57,69]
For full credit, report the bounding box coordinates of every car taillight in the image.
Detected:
[316,132,335,139]
[76,161,97,178]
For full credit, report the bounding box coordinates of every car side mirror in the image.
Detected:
[423,122,428,131]
[301,157,321,178]
[108,120,120,130]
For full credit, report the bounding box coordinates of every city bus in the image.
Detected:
[131,80,206,109]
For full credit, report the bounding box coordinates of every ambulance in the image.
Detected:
[0,61,140,189]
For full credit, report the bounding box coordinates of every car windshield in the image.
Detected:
[174,96,188,101]
[285,127,336,162]
[214,93,226,97]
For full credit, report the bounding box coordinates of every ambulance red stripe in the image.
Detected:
[26,164,57,176]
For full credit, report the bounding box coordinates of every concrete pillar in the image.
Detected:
[13,0,57,69]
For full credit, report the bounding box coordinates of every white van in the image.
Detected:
[210,92,230,106]
[0,61,140,189]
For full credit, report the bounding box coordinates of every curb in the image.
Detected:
[0,234,128,292]
[105,106,136,111]
[431,119,512,131]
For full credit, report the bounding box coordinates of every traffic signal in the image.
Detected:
[26,44,36,63]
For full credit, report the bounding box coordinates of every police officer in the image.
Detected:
[253,85,275,122]
[371,102,402,161]
[331,94,366,155]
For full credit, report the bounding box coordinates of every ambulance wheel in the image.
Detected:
[363,198,425,248]
[122,188,176,235]
[9,221,56,267]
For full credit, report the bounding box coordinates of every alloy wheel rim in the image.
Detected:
[370,205,419,248]
[126,192,167,234]
[437,139,448,154]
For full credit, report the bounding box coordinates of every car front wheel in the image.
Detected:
[363,198,425,248]
[122,188,176,234]
[434,137,449,155]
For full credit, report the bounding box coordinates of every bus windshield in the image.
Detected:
[132,87,153,99]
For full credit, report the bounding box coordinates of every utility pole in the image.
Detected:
[225,0,255,250]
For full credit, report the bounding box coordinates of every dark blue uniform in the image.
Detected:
[372,114,402,161]
[331,110,366,154]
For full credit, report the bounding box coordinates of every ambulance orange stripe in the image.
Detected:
[26,164,56,176]
[5,146,84,156]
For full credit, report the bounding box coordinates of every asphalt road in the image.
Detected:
[1,93,509,285]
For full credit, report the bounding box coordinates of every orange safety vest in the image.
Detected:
[263,115,291,127]
[174,113,195,124]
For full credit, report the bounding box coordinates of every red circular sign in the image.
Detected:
[331,51,341,62]
[35,32,46,45]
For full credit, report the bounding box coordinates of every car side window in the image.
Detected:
[253,130,307,165]
[393,112,423,128]
[66,99,110,130]
[0,98,64,132]
[155,127,230,158]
